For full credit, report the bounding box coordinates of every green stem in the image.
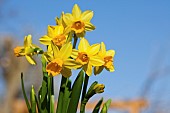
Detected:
[73,34,78,49]
[49,77,54,113]
[80,74,89,113]
[81,74,89,102]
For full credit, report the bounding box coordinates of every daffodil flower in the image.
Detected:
[14,35,42,65]
[44,42,81,77]
[94,42,115,75]
[63,4,95,37]
[71,38,104,76]
[39,25,68,47]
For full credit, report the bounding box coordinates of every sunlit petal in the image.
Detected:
[78,38,90,52]
[39,35,51,45]
[63,13,73,25]
[106,50,115,57]
[51,41,59,58]
[81,10,93,22]
[25,55,36,65]
[59,42,72,60]
[24,35,32,47]
[83,63,92,76]
[47,25,55,38]
[85,22,95,31]
[63,59,82,69]
[71,49,78,59]
[87,44,100,56]
[90,55,105,66]
[72,4,81,19]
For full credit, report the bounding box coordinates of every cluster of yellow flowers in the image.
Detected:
[14,4,115,78]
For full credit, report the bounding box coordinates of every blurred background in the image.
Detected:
[0,0,170,113]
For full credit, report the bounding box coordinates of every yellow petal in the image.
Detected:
[59,42,72,60]
[81,10,93,22]
[43,52,54,62]
[39,35,51,45]
[87,44,100,56]
[64,26,72,34]
[106,50,115,57]
[51,41,59,58]
[55,25,64,36]
[78,38,90,52]
[24,35,32,47]
[72,4,81,19]
[90,55,104,66]
[85,22,95,31]
[61,67,72,78]
[106,65,115,72]
[47,25,55,38]
[71,49,78,59]
[83,63,92,76]
[63,59,82,69]
[94,66,104,75]
[63,13,73,25]
[25,55,36,65]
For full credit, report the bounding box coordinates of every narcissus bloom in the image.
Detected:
[63,4,95,37]
[39,25,68,47]
[94,42,115,75]
[14,35,42,65]
[44,42,81,77]
[71,38,104,76]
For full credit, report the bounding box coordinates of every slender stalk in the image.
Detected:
[73,34,78,49]
[81,74,89,102]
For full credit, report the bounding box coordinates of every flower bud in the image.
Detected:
[93,84,105,93]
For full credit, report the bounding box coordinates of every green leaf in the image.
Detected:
[100,99,112,113]
[62,80,72,113]
[35,93,42,113]
[30,86,36,113]
[92,97,103,113]
[67,70,84,113]
[21,73,32,113]
[56,76,68,113]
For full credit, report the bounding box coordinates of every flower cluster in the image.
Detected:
[14,4,115,78]
[14,4,116,113]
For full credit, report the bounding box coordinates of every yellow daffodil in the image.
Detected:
[14,35,42,65]
[71,38,104,76]
[39,25,68,47]
[63,4,95,37]
[94,42,115,75]
[44,42,81,77]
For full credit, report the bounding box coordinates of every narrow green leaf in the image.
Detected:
[100,99,112,113]
[40,55,48,113]
[30,86,36,113]
[21,73,32,113]
[92,97,103,113]
[56,76,67,113]
[50,95,55,113]
[62,80,72,113]
[35,93,42,113]
[67,70,84,113]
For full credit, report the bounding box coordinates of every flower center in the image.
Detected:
[14,46,24,57]
[46,58,63,76]
[76,52,89,65]
[104,56,113,68]
[52,34,66,46]
[71,21,85,33]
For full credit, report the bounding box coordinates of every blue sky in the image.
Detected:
[0,0,170,101]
